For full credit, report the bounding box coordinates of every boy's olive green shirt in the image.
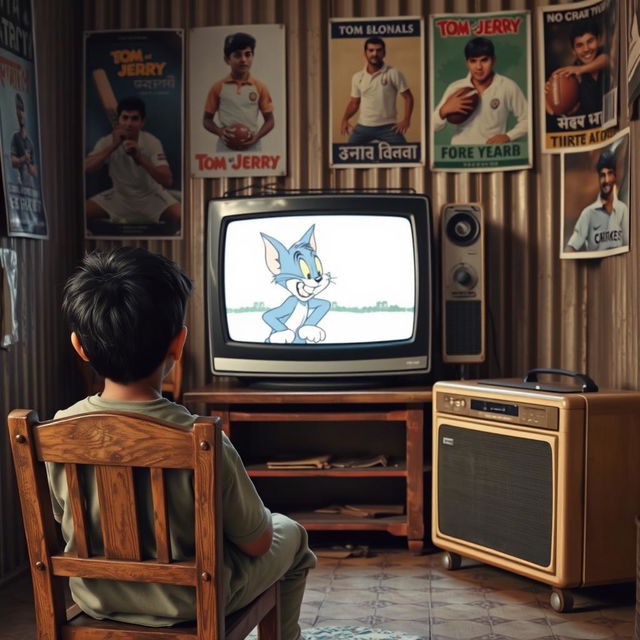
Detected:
[47,395,272,627]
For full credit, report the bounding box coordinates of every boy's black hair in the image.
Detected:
[224,32,256,57]
[117,96,146,118]
[596,149,616,173]
[464,37,495,59]
[62,247,192,384]
[570,20,600,46]
[364,36,385,50]
[15,93,24,110]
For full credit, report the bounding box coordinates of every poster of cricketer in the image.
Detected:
[538,0,618,154]
[84,29,183,239]
[189,24,286,178]
[561,127,629,259]
[430,11,532,172]
[329,17,424,168]
[0,0,47,238]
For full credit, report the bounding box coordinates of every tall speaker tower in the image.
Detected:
[441,203,485,363]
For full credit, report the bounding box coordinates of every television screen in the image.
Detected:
[224,214,416,345]
[207,193,434,383]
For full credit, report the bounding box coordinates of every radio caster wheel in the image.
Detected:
[550,588,574,613]
[442,551,462,571]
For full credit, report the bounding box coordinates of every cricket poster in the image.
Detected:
[189,24,287,178]
[628,0,640,109]
[0,0,47,238]
[329,17,424,168]
[84,29,183,239]
[538,0,618,154]
[430,11,532,172]
[560,127,630,259]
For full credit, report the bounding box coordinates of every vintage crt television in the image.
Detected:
[206,193,436,384]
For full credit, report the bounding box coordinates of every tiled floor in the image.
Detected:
[0,546,636,639]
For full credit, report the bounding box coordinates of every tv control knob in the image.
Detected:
[452,265,477,289]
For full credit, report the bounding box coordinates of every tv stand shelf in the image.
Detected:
[184,378,432,553]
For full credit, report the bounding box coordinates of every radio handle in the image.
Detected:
[523,368,598,393]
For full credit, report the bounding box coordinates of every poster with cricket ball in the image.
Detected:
[189,24,287,178]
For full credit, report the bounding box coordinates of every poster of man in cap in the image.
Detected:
[560,128,629,260]
[538,0,618,153]
[0,0,47,238]
[429,10,532,172]
[329,17,424,168]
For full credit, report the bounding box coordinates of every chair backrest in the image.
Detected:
[8,409,224,640]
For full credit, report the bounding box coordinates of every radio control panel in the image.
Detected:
[436,393,559,430]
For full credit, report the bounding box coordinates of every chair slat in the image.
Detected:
[51,555,196,586]
[63,616,197,639]
[193,421,225,639]
[64,464,90,558]
[95,465,142,561]
[35,412,194,468]
[150,467,171,563]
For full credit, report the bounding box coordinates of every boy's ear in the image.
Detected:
[168,326,188,362]
[70,332,90,362]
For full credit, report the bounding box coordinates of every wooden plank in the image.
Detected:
[95,465,141,561]
[64,464,90,558]
[50,555,196,585]
[34,413,194,468]
[150,467,171,563]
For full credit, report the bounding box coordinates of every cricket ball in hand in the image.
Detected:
[546,74,579,115]
[225,123,253,148]
[446,87,480,125]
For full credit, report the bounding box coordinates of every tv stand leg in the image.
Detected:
[407,539,423,555]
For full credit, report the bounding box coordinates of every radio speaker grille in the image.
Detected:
[438,424,553,566]
[445,300,481,355]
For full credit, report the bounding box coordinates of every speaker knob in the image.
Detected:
[452,265,477,289]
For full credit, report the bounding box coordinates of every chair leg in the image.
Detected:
[257,582,280,640]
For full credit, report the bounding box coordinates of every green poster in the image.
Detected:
[430,11,532,172]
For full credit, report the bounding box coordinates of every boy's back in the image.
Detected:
[54,247,315,638]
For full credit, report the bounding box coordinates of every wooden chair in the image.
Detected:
[7,409,280,640]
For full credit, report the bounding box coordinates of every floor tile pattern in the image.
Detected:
[0,549,636,639]
[300,550,636,640]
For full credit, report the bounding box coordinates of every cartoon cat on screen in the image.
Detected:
[261,225,333,343]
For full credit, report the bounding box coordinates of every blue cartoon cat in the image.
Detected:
[261,225,333,343]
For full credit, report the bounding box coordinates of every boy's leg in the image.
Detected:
[225,513,317,640]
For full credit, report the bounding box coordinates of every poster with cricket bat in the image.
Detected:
[0,0,47,238]
[84,29,183,239]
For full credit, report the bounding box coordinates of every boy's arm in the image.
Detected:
[553,53,609,78]
[202,82,225,138]
[221,433,273,557]
[235,518,273,557]
[251,111,274,144]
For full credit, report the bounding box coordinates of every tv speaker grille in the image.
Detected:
[438,424,553,567]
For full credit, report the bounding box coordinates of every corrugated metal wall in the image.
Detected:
[1,0,638,581]
[0,0,83,582]
[81,0,634,392]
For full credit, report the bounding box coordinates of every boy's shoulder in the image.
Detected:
[54,395,197,431]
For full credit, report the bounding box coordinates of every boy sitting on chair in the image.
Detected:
[49,246,316,638]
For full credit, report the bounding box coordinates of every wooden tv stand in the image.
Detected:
[184,378,432,553]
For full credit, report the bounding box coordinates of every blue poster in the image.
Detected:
[0,0,47,238]
[84,29,183,238]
